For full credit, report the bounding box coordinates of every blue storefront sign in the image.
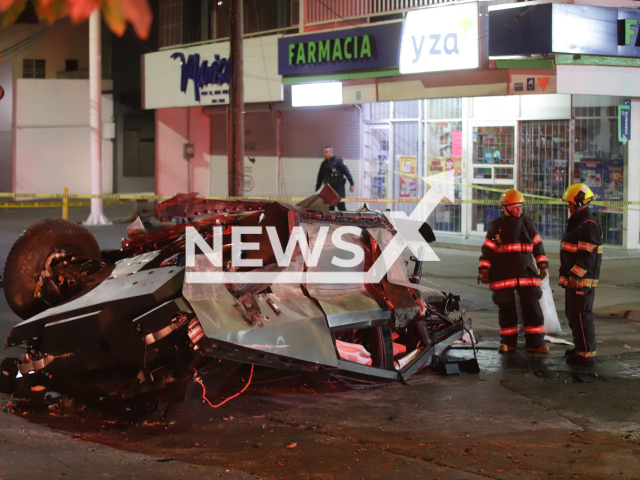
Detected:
[277,23,402,76]
[170,52,230,102]
[489,3,640,58]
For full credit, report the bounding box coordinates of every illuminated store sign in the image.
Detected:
[399,2,479,74]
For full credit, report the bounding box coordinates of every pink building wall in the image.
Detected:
[155,107,211,196]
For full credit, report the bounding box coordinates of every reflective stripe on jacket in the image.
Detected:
[478,214,548,290]
[559,207,602,289]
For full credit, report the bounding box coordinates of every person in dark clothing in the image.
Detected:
[559,183,602,365]
[315,146,355,212]
[478,189,549,353]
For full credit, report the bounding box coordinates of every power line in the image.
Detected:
[1,19,67,61]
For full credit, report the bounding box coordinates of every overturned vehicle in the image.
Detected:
[1,187,472,417]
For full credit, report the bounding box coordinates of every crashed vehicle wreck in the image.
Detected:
[1,187,472,418]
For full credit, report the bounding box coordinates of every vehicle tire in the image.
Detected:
[3,219,101,320]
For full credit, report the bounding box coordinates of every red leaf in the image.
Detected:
[0,0,16,13]
[101,0,126,36]
[120,0,152,40]
[286,443,297,449]
[67,0,100,22]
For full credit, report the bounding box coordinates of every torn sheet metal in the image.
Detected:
[184,254,338,367]
[110,250,161,277]
[305,223,390,330]
[367,227,445,303]
[7,266,185,348]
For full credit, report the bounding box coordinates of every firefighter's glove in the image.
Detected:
[539,267,548,280]
[477,270,489,285]
[568,276,579,289]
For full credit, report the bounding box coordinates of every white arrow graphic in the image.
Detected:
[365,170,455,283]
[186,170,455,285]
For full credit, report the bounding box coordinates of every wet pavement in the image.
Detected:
[1,206,640,479]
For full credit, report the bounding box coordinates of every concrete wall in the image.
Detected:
[114,98,156,193]
[14,79,113,196]
[155,107,211,196]
[0,19,88,79]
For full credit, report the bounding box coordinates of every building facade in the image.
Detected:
[145,0,640,249]
[0,2,159,198]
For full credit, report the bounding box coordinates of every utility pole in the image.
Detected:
[84,10,110,225]
[229,0,244,197]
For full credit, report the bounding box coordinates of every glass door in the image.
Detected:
[520,120,570,241]
[367,124,390,201]
[469,124,517,233]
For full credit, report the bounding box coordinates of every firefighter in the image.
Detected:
[559,183,602,365]
[478,189,549,353]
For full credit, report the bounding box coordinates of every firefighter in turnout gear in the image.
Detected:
[560,183,602,365]
[478,189,550,353]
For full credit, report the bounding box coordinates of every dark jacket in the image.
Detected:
[315,156,354,196]
[478,214,549,290]
[559,207,602,289]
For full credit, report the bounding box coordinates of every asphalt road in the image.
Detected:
[1,206,640,479]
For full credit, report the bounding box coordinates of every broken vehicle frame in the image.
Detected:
[1,186,471,417]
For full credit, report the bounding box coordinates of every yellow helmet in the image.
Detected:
[499,188,525,207]
[562,183,594,206]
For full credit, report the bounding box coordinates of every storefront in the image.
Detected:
[142,35,284,197]
[142,1,640,249]
[277,1,640,249]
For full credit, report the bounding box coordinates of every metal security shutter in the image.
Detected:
[210,111,227,155]
[281,107,361,159]
[210,110,278,156]
[245,112,278,157]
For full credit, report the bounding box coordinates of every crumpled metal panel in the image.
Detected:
[7,267,185,348]
[110,250,161,278]
[183,254,338,367]
[305,223,390,330]
[367,227,445,304]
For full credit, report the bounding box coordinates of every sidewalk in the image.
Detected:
[432,232,640,260]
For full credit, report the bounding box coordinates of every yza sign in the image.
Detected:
[399,2,479,74]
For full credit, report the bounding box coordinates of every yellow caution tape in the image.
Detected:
[392,172,640,210]
[0,201,130,208]
[0,190,637,209]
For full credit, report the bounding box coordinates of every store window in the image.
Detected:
[520,120,570,241]
[426,122,462,232]
[367,103,390,122]
[363,103,391,202]
[428,97,462,120]
[426,98,463,233]
[471,126,515,232]
[393,100,420,119]
[573,95,625,246]
[393,121,420,215]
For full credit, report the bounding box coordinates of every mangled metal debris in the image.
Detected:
[1,186,475,418]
